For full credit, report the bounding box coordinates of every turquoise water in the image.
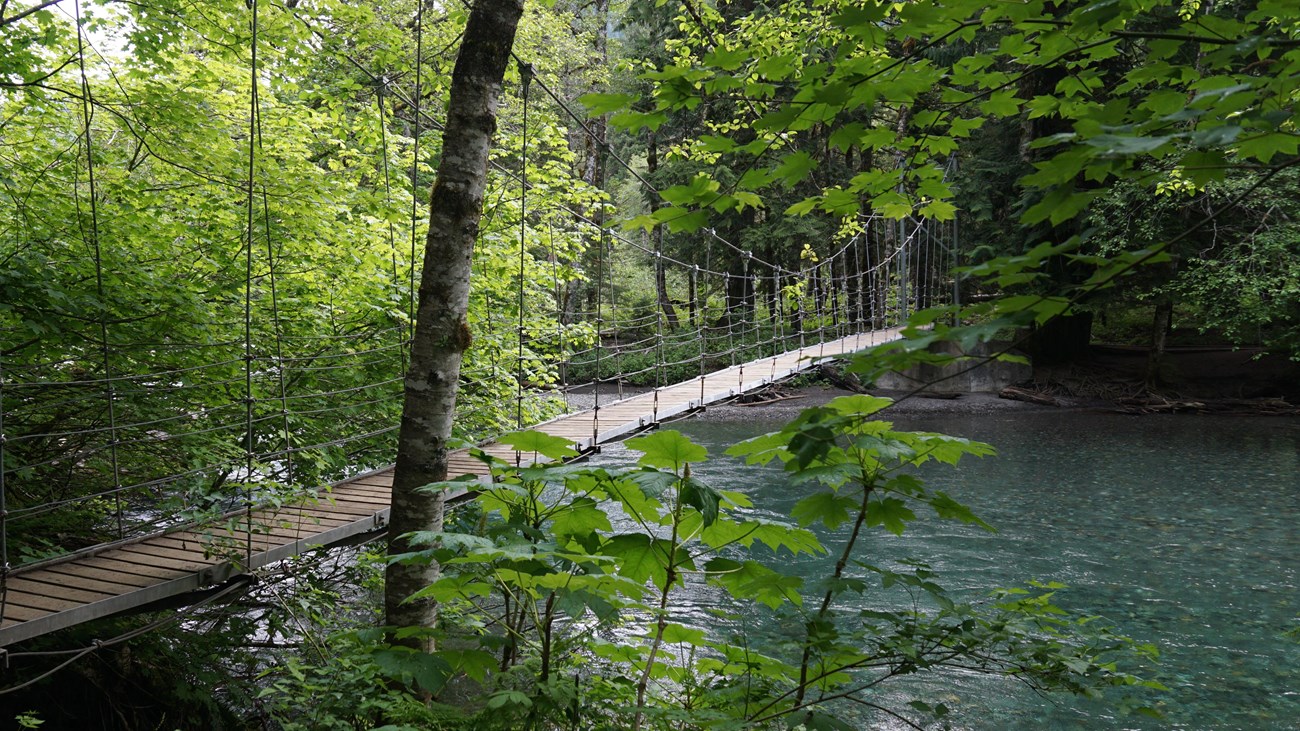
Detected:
[599,410,1300,729]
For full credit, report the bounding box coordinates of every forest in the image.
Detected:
[1,0,1297,728]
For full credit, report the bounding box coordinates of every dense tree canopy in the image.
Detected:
[1,0,1296,727]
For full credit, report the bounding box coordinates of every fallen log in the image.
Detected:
[999,386,1060,407]
[816,364,868,393]
[735,394,806,407]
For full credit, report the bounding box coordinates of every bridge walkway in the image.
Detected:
[0,329,896,647]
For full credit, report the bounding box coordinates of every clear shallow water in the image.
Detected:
[593,411,1300,729]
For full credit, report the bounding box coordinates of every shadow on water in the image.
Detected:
[589,412,1300,730]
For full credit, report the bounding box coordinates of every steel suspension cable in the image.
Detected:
[545,222,569,413]
[376,78,408,374]
[74,0,125,540]
[736,252,750,391]
[243,27,295,518]
[242,0,261,567]
[653,250,663,422]
[951,215,962,325]
[1,352,7,625]
[591,143,606,447]
[409,0,424,346]
[516,62,533,432]
[259,182,294,533]
[694,265,706,404]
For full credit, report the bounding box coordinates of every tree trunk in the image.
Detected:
[1147,299,1174,386]
[653,232,679,330]
[385,0,524,650]
[645,129,680,329]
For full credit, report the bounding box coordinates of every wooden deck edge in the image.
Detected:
[0,573,207,647]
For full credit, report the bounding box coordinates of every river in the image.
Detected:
[590,407,1300,729]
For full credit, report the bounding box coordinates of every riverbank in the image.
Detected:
[684,347,1300,422]
[686,384,1057,424]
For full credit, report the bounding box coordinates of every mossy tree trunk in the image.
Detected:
[385,0,524,651]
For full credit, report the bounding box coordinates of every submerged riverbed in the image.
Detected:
[592,405,1300,729]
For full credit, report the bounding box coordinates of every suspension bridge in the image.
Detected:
[0,201,957,649]
[0,5,963,651]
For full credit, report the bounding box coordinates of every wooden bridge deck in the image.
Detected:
[0,329,897,647]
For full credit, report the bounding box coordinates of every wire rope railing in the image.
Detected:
[0,0,961,620]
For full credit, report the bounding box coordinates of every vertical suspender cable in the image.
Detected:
[253,41,293,531]
[736,253,749,392]
[724,272,734,368]
[0,353,8,621]
[928,219,936,310]
[951,215,961,325]
[853,236,863,345]
[243,0,261,566]
[609,224,621,402]
[704,238,713,369]
[546,223,569,413]
[832,254,842,338]
[915,219,924,312]
[516,62,533,432]
[591,144,605,448]
[921,218,931,311]
[259,185,294,534]
[898,217,908,323]
[817,261,827,359]
[652,252,663,422]
[377,80,407,374]
[776,269,786,353]
[790,261,800,353]
[409,0,424,346]
[766,269,774,358]
[75,0,124,540]
[747,258,758,361]
[694,265,705,405]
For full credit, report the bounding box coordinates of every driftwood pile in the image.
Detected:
[997,383,1298,415]
[1111,396,1299,416]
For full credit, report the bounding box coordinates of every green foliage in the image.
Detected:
[598,0,1300,376]
[1087,170,1300,354]
[0,0,598,560]
[315,420,1163,729]
[260,631,464,731]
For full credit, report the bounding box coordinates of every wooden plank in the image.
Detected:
[145,533,282,556]
[325,492,393,507]
[257,508,355,530]
[112,546,212,572]
[346,474,394,488]
[77,555,192,582]
[4,576,117,604]
[332,484,393,499]
[2,589,92,614]
[3,602,50,622]
[246,519,359,542]
[290,498,384,518]
[32,565,151,594]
